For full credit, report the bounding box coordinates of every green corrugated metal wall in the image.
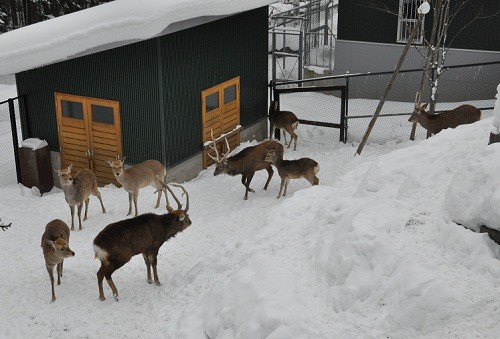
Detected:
[160,7,269,165]
[16,39,161,164]
[15,6,268,167]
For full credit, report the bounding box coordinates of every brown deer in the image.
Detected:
[56,165,106,231]
[408,92,481,135]
[106,156,169,216]
[93,183,190,301]
[264,149,319,199]
[41,219,75,302]
[269,100,299,150]
[208,132,284,200]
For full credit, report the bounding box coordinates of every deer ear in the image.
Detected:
[46,240,56,249]
[421,103,428,109]
[105,160,112,166]
[178,214,185,221]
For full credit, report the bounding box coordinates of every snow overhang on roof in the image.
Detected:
[0,0,275,76]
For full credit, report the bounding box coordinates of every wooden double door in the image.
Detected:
[201,77,241,168]
[55,93,122,185]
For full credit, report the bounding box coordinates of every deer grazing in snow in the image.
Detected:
[41,219,75,302]
[269,100,299,151]
[93,183,190,301]
[264,149,319,199]
[106,156,169,216]
[208,131,284,200]
[56,165,106,231]
[408,92,481,135]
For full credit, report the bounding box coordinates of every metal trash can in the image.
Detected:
[18,138,54,194]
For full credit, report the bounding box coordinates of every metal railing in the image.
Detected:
[270,61,499,144]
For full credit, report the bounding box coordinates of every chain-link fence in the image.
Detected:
[0,97,24,187]
[271,62,499,145]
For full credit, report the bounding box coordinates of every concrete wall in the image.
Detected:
[332,40,500,102]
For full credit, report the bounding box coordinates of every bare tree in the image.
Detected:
[0,218,11,231]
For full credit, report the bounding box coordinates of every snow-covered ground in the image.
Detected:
[1,87,500,337]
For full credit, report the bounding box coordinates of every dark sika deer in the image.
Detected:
[93,183,191,301]
[209,131,284,200]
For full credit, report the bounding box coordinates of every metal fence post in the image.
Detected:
[8,98,21,183]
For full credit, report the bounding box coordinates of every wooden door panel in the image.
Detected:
[55,93,122,186]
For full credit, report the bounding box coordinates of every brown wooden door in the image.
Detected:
[55,93,122,185]
[202,77,240,168]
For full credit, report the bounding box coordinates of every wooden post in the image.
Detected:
[356,14,424,155]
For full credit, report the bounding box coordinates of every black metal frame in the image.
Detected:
[270,80,348,143]
[1,96,27,184]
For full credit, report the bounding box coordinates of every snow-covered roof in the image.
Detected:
[0,0,275,76]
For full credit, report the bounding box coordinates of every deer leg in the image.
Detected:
[263,165,274,190]
[282,129,288,145]
[69,205,75,231]
[98,261,123,301]
[83,198,89,221]
[283,178,291,196]
[94,189,106,213]
[46,264,57,302]
[133,192,139,217]
[277,177,286,198]
[269,123,274,140]
[289,131,298,151]
[241,175,255,194]
[127,192,133,215]
[314,176,319,185]
[163,188,170,211]
[155,189,162,209]
[77,203,83,230]
[56,262,63,285]
[243,174,255,200]
[150,251,161,286]
[142,253,153,284]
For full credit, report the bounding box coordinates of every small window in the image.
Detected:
[224,85,237,104]
[397,0,425,44]
[91,104,115,124]
[206,92,219,112]
[61,100,84,119]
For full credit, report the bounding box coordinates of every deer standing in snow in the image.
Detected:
[56,165,106,230]
[106,156,169,216]
[408,92,481,135]
[269,100,299,150]
[264,149,319,198]
[208,131,284,200]
[41,219,75,302]
[93,183,190,301]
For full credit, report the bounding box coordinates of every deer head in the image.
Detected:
[207,129,232,175]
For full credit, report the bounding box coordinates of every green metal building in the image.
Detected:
[14,6,269,184]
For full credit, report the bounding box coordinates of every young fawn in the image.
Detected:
[106,157,169,216]
[41,219,75,302]
[56,165,106,230]
[269,100,299,150]
[264,149,319,198]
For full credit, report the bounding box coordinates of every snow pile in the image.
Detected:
[445,142,500,232]
[2,108,500,337]
[491,84,500,134]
